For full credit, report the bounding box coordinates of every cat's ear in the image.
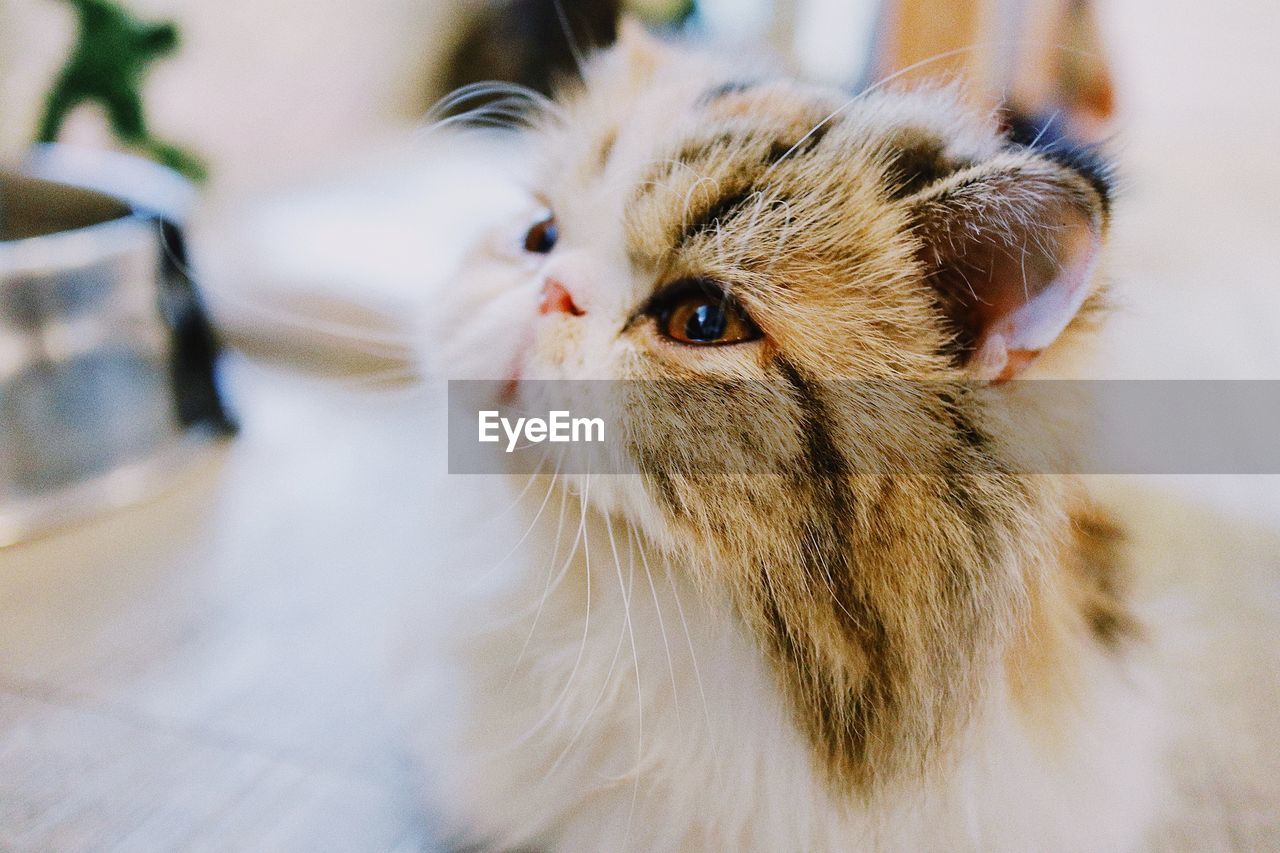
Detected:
[908,153,1109,381]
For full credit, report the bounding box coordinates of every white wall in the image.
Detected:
[0,0,470,194]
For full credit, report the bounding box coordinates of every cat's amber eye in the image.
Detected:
[650,282,761,346]
[523,212,558,254]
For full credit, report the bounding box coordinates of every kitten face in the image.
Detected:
[519,44,950,386]
[446,26,1112,791]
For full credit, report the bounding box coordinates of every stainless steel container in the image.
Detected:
[0,145,234,546]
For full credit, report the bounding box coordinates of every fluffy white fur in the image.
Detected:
[397,458,1167,851]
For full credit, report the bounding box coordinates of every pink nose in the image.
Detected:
[539,278,584,316]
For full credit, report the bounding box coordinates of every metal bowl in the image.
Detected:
[0,145,235,546]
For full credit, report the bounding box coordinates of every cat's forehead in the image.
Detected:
[554,43,995,172]
[542,52,1001,281]
[552,67,851,193]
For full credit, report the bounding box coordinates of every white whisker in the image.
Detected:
[517,468,593,741]
[664,549,711,732]
[636,526,680,730]
[333,366,425,392]
[423,81,562,123]
[604,510,643,847]
[207,288,416,357]
[551,0,588,80]
[464,456,562,596]
[765,41,1061,175]
[508,471,572,683]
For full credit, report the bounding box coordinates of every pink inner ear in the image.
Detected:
[970,215,1101,382]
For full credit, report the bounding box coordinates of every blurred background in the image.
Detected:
[1,0,876,195]
[1,0,1278,849]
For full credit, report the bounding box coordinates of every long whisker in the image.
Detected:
[539,515,634,781]
[423,80,563,123]
[551,0,588,80]
[540,584,629,774]
[664,548,711,731]
[161,228,419,362]
[508,467,572,682]
[417,99,545,140]
[1026,107,1064,149]
[766,40,1083,175]
[604,509,643,847]
[463,457,562,597]
[208,290,417,358]
[518,468,594,739]
[492,452,559,520]
[332,366,425,391]
[635,525,680,731]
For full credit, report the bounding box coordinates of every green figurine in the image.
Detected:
[37,0,206,180]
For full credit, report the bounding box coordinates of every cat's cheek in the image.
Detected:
[423,251,541,381]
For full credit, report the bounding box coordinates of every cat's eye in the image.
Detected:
[650,281,761,346]
[523,212,558,254]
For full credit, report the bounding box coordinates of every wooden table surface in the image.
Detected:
[0,357,439,852]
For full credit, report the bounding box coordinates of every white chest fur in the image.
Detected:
[396,472,1165,852]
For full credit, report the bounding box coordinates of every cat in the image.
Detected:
[397,22,1171,851]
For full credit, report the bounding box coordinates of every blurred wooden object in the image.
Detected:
[868,0,1115,141]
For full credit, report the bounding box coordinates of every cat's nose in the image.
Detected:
[539,278,584,316]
